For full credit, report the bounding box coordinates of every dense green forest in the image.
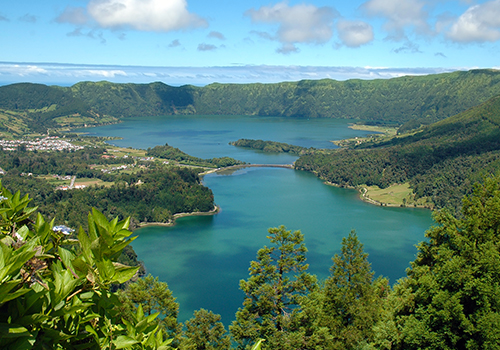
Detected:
[2,175,500,349]
[0,147,215,229]
[295,93,500,211]
[230,139,313,155]
[2,69,500,135]
[146,143,245,168]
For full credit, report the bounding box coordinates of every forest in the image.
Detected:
[295,93,500,212]
[229,139,313,155]
[3,69,500,136]
[0,147,215,229]
[1,174,499,349]
[146,143,245,168]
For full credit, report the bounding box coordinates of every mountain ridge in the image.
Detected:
[2,69,500,135]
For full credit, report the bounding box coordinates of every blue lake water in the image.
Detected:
[77,115,434,324]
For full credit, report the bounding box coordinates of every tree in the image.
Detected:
[230,225,317,349]
[319,230,389,349]
[184,309,231,350]
[118,274,181,339]
[391,175,500,350]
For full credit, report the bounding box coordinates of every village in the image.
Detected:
[0,136,84,152]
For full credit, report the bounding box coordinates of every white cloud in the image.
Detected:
[198,43,218,51]
[87,0,207,31]
[83,70,127,78]
[361,0,430,40]
[245,2,337,54]
[55,7,89,25]
[208,31,226,40]
[276,43,300,54]
[337,20,374,48]
[447,0,500,43]
[0,62,462,86]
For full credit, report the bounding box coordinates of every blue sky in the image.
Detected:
[1,0,499,85]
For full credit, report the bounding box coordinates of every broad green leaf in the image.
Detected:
[0,323,30,338]
[114,335,140,349]
[112,265,139,284]
[96,258,115,282]
[0,280,30,304]
[58,246,76,272]
[16,225,30,241]
[77,227,92,263]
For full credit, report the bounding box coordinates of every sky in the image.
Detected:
[1,0,499,85]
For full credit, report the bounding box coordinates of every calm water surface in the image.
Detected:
[77,115,375,163]
[81,116,434,324]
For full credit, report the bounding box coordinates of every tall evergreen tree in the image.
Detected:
[184,309,231,350]
[311,230,389,349]
[230,225,317,349]
[391,175,500,350]
[117,274,182,340]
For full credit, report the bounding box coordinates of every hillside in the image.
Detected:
[0,83,118,135]
[2,69,500,135]
[295,93,500,211]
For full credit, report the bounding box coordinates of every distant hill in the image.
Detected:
[2,69,500,135]
[0,83,118,135]
[295,92,500,211]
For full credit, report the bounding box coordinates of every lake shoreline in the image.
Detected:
[137,205,221,229]
[323,180,432,210]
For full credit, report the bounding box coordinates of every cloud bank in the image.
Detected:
[0,62,469,86]
[245,2,337,53]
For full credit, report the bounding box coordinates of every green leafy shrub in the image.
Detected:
[0,182,172,349]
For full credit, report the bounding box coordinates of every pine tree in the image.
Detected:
[392,175,500,350]
[117,274,182,340]
[184,309,231,350]
[230,225,317,349]
[319,230,389,349]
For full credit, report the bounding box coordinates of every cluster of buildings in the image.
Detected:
[0,137,84,152]
[100,164,131,173]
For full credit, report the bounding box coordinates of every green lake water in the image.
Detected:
[77,115,434,324]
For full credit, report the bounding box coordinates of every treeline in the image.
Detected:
[230,138,313,155]
[0,148,215,228]
[0,146,133,178]
[146,143,245,168]
[4,69,500,133]
[4,175,499,349]
[295,93,500,212]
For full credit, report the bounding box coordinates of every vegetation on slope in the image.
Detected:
[229,139,313,155]
[0,147,215,228]
[2,162,500,349]
[295,93,500,211]
[146,143,245,168]
[3,69,500,135]
[0,83,118,134]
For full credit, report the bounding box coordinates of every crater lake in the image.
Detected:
[76,115,434,324]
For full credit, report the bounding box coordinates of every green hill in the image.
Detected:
[2,69,500,135]
[0,83,118,135]
[295,93,500,211]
